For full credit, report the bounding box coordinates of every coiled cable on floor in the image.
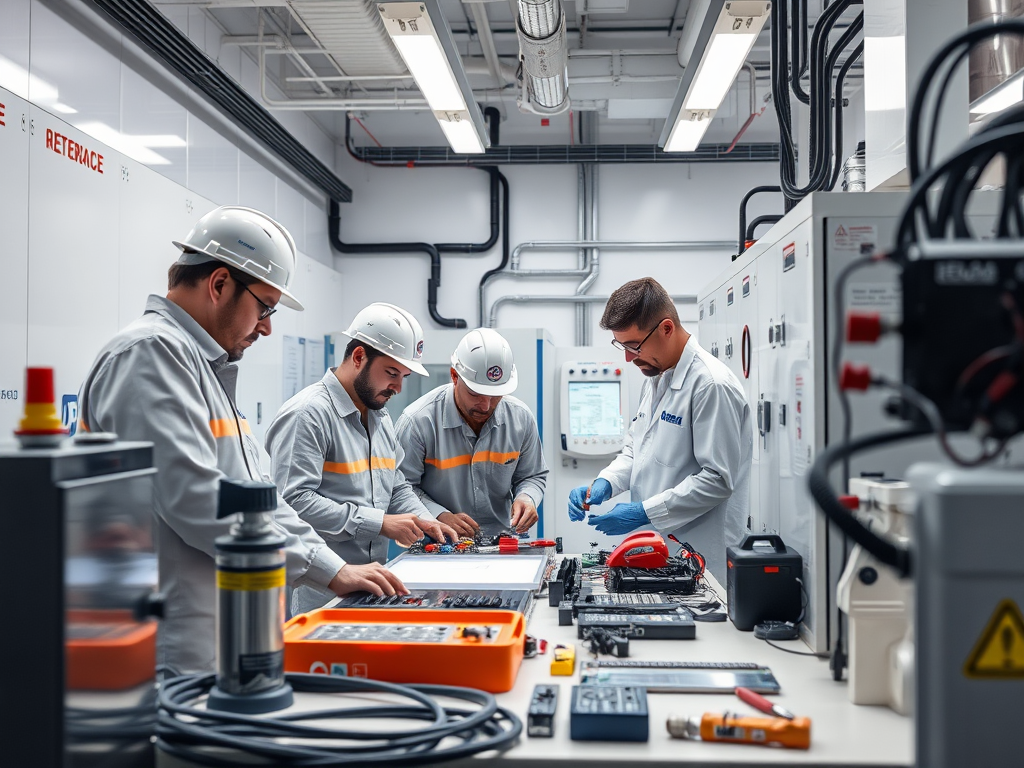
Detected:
[156,673,522,767]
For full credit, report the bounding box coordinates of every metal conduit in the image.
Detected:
[478,239,733,327]
[488,294,698,328]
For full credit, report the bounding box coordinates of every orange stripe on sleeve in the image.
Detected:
[209,418,253,438]
[425,451,520,470]
[323,457,396,474]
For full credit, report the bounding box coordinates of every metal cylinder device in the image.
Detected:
[516,0,569,113]
[207,478,294,714]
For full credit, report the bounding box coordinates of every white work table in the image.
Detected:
[147,563,912,767]
[477,568,913,767]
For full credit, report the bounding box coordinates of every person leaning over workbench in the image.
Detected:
[567,277,752,577]
[77,206,406,675]
[395,328,549,538]
[266,302,458,614]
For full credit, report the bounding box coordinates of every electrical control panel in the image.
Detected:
[559,360,628,457]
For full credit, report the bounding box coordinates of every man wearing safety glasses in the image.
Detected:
[566,277,752,577]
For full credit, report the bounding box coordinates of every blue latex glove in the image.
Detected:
[568,478,613,522]
[587,501,650,535]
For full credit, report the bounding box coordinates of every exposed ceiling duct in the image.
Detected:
[287,0,407,77]
[515,0,570,114]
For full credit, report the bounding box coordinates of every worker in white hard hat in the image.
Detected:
[267,302,459,614]
[77,206,405,675]
[395,328,549,538]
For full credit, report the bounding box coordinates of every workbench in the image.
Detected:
[482,568,913,767]
[145,564,914,767]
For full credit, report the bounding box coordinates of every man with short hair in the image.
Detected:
[567,277,752,576]
[396,328,548,538]
[77,206,405,674]
[267,303,458,614]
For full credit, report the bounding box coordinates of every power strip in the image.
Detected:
[569,685,648,742]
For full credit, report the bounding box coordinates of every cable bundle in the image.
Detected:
[771,0,864,205]
[156,673,521,767]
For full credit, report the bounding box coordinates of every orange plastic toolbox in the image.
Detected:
[283,608,526,693]
[66,609,156,690]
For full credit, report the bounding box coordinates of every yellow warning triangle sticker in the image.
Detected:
[963,599,1024,679]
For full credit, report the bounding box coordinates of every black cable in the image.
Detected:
[790,0,810,104]
[156,673,521,767]
[807,427,930,579]
[828,41,863,191]
[764,637,831,658]
[897,121,1024,252]
[907,19,1024,181]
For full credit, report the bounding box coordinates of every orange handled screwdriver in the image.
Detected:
[667,713,811,749]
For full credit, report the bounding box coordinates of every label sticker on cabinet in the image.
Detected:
[833,223,877,255]
[783,242,796,272]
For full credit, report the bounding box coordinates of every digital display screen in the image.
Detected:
[569,381,621,437]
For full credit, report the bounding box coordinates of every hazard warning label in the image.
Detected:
[831,222,877,256]
[963,599,1024,678]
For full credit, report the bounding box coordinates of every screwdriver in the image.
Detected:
[735,686,795,720]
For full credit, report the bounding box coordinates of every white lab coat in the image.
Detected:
[598,340,752,577]
[77,296,346,674]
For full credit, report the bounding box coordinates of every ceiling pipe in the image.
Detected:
[479,239,733,326]
[488,293,698,328]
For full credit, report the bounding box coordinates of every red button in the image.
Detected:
[764,566,779,573]
[615,369,621,375]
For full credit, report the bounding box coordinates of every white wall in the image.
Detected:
[0,0,347,449]
[333,151,783,347]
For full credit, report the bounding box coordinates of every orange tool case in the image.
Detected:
[66,610,156,691]
[283,608,526,693]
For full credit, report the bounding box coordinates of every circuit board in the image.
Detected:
[406,529,521,555]
[334,589,533,616]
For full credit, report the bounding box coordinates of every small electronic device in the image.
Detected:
[559,361,628,458]
[577,610,696,640]
[573,592,680,617]
[333,589,532,616]
[607,563,698,594]
[548,557,581,606]
[606,531,670,568]
[283,608,525,693]
[527,684,559,738]
[550,644,576,676]
[580,660,781,694]
[725,535,803,631]
[570,686,649,742]
[558,600,575,626]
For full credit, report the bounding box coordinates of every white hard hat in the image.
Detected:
[343,303,427,376]
[451,328,518,396]
[172,206,304,311]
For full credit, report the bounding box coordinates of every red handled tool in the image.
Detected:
[735,686,795,720]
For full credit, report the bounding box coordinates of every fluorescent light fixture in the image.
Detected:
[390,34,466,111]
[379,2,489,153]
[660,1,769,152]
[664,110,713,152]
[437,111,486,154]
[685,33,758,110]
[971,70,1024,115]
